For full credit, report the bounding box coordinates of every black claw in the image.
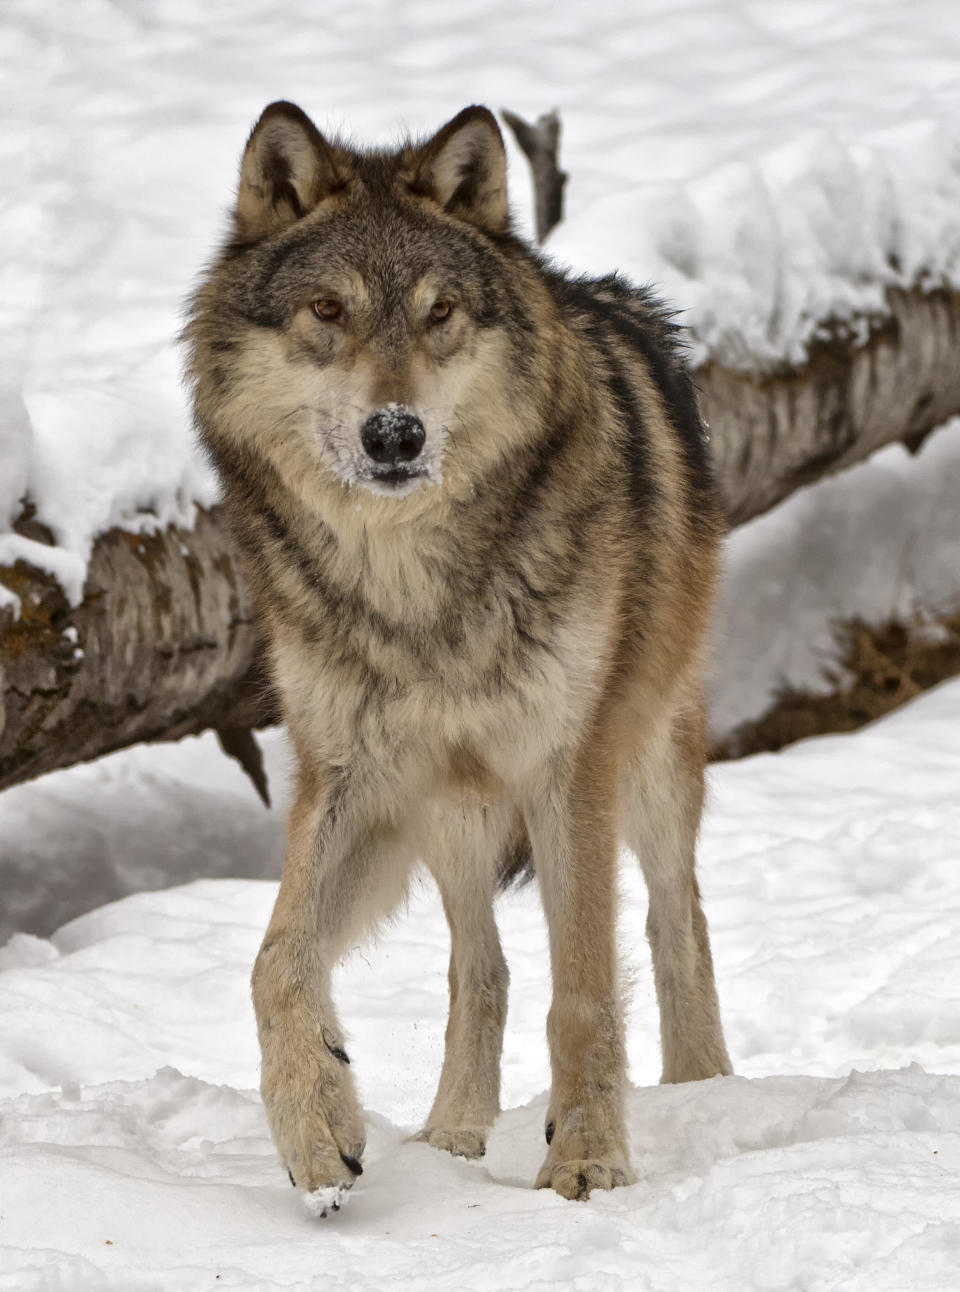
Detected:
[332,1200,340,1212]
[340,1152,363,1176]
[545,1121,555,1145]
[319,1209,328,1219]
[326,1041,351,1064]
[287,1168,296,1188]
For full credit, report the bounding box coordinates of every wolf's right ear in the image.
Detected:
[234,101,346,241]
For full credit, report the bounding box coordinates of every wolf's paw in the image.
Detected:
[535,1114,635,1200]
[302,1183,351,1219]
[261,1038,365,1206]
[535,1155,635,1200]
[413,1125,488,1159]
[282,1125,363,1209]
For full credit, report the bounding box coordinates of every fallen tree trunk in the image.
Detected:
[5,103,960,794]
[3,298,958,795]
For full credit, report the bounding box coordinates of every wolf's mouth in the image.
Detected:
[372,468,424,487]
[360,467,430,497]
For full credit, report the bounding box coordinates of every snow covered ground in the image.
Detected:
[2,679,959,1289]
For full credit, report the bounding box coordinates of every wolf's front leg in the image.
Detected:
[525,752,635,1201]
[418,803,514,1159]
[252,765,411,1211]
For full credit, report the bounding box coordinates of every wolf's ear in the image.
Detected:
[235,101,346,240]
[409,106,509,234]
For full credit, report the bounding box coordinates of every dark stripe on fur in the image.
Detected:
[496,829,534,890]
[549,272,717,525]
[553,280,659,524]
[206,438,437,665]
[449,410,594,659]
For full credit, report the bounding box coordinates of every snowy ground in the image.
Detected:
[2,680,959,1289]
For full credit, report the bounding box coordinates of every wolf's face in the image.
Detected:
[194,103,533,506]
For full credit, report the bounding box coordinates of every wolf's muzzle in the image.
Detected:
[360,406,425,468]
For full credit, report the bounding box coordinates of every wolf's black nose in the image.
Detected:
[360,407,425,465]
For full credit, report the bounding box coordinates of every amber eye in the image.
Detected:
[312,298,343,323]
[430,299,454,322]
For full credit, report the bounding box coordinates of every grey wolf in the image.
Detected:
[187,100,732,1211]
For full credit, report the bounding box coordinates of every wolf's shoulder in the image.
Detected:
[536,260,675,334]
[533,260,713,502]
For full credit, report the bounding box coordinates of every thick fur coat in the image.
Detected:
[187,101,731,1212]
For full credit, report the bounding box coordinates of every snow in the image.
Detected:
[0,733,286,944]
[2,679,960,1288]
[5,0,960,600]
[550,112,960,370]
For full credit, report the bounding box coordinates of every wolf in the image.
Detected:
[187,100,732,1212]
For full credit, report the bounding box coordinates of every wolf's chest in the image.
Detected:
[272,569,608,781]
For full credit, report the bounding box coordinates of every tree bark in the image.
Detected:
[699,286,960,526]
[501,108,567,243]
[0,507,277,794]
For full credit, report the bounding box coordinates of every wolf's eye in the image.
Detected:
[430,299,454,322]
[312,298,343,323]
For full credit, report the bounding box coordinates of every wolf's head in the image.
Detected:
[190,102,547,512]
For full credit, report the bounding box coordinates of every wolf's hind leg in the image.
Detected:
[625,710,732,1083]
[252,761,414,1207]
[416,803,513,1159]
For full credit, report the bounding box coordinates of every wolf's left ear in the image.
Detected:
[235,101,346,240]
[409,106,509,234]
